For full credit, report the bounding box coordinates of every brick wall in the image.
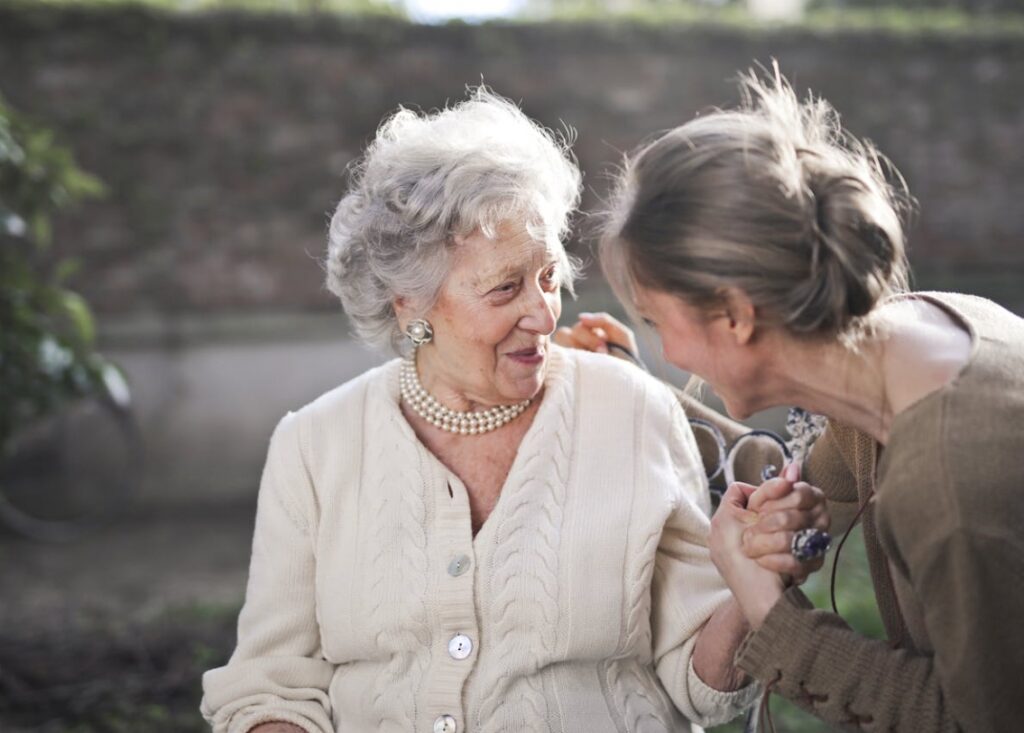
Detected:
[3,5,1023,316]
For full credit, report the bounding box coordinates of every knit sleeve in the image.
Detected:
[650,396,761,728]
[201,413,334,733]
[735,587,959,731]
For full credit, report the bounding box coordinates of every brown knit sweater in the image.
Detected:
[717,292,1024,732]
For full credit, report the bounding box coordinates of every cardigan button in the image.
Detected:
[433,714,457,733]
[448,633,473,660]
[447,554,471,577]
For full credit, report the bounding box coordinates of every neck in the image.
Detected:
[413,347,523,412]
[754,331,894,445]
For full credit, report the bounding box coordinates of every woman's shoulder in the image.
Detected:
[558,343,664,389]
[903,291,1024,343]
[557,345,680,414]
[287,357,401,430]
[556,346,690,456]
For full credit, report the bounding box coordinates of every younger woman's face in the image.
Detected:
[633,286,763,419]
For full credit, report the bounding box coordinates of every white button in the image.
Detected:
[448,633,473,660]
[448,554,471,577]
[433,714,457,733]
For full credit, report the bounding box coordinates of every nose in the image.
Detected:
[519,285,559,336]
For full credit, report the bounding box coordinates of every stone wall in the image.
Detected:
[2,4,1023,318]
[2,6,1021,505]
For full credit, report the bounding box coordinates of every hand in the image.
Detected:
[743,462,830,584]
[554,312,640,363]
[709,482,786,630]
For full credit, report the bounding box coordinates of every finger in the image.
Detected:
[742,529,794,559]
[720,482,751,509]
[784,555,826,585]
[782,460,802,483]
[722,482,760,524]
[570,322,609,353]
[756,553,822,577]
[747,477,796,512]
[731,481,760,498]
[553,327,579,349]
[720,482,758,512]
[755,482,825,514]
[750,505,829,534]
[578,312,639,352]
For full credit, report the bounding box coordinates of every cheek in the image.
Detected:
[548,291,563,322]
[456,305,521,357]
[435,301,492,354]
[662,339,695,373]
[660,325,713,376]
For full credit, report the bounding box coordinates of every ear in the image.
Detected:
[393,296,410,331]
[722,287,756,346]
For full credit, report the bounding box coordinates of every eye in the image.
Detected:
[489,279,521,298]
[641,317,657,328]
[540,266,558,287]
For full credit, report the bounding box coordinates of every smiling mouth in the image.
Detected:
[507,346,545,359]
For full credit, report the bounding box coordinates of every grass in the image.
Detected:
[0,602,240,732]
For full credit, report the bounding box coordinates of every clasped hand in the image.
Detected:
[709,463,830,629]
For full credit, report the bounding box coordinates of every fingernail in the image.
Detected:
[579,312,593,318]
[783,462,800,482]
[596,343,608,354]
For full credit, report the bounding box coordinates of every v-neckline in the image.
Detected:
[383,347,571,552]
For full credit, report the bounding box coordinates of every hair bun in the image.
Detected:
[786,163,905,334]
[600,65,911,340]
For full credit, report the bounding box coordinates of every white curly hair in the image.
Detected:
[325,87,583,352]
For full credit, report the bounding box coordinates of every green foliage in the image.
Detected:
[22,0,407,17]
[518,0,1024,36]
[0,95,122,458]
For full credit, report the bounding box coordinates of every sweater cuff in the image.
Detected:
[230,707,324,733]
[734,586,814,682]
[686,656,762,725]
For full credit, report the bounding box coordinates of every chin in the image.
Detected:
[500,360,547,401]
[718,390,754,421]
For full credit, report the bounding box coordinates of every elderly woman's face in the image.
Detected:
[420,221,563,405]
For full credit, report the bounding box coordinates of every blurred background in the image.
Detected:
[1,0,1021,730]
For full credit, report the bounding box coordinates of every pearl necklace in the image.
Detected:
[399,357,531,435]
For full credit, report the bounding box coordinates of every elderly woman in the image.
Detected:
[198,90,828,733]
[569,69,1024,731]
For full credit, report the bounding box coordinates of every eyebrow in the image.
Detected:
[474,258,557,289]
[476,263,522,286]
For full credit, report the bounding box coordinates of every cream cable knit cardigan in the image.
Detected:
[201,346,758,733]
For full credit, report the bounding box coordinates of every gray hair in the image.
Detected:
[326,88,583,352]
[600,66,911,340]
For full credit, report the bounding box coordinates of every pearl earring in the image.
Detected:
[404,318,433,347]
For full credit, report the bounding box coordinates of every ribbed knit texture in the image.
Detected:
[201,346,758,733]
[736,292,1024,732]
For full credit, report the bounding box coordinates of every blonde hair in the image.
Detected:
[600,65,911,339]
